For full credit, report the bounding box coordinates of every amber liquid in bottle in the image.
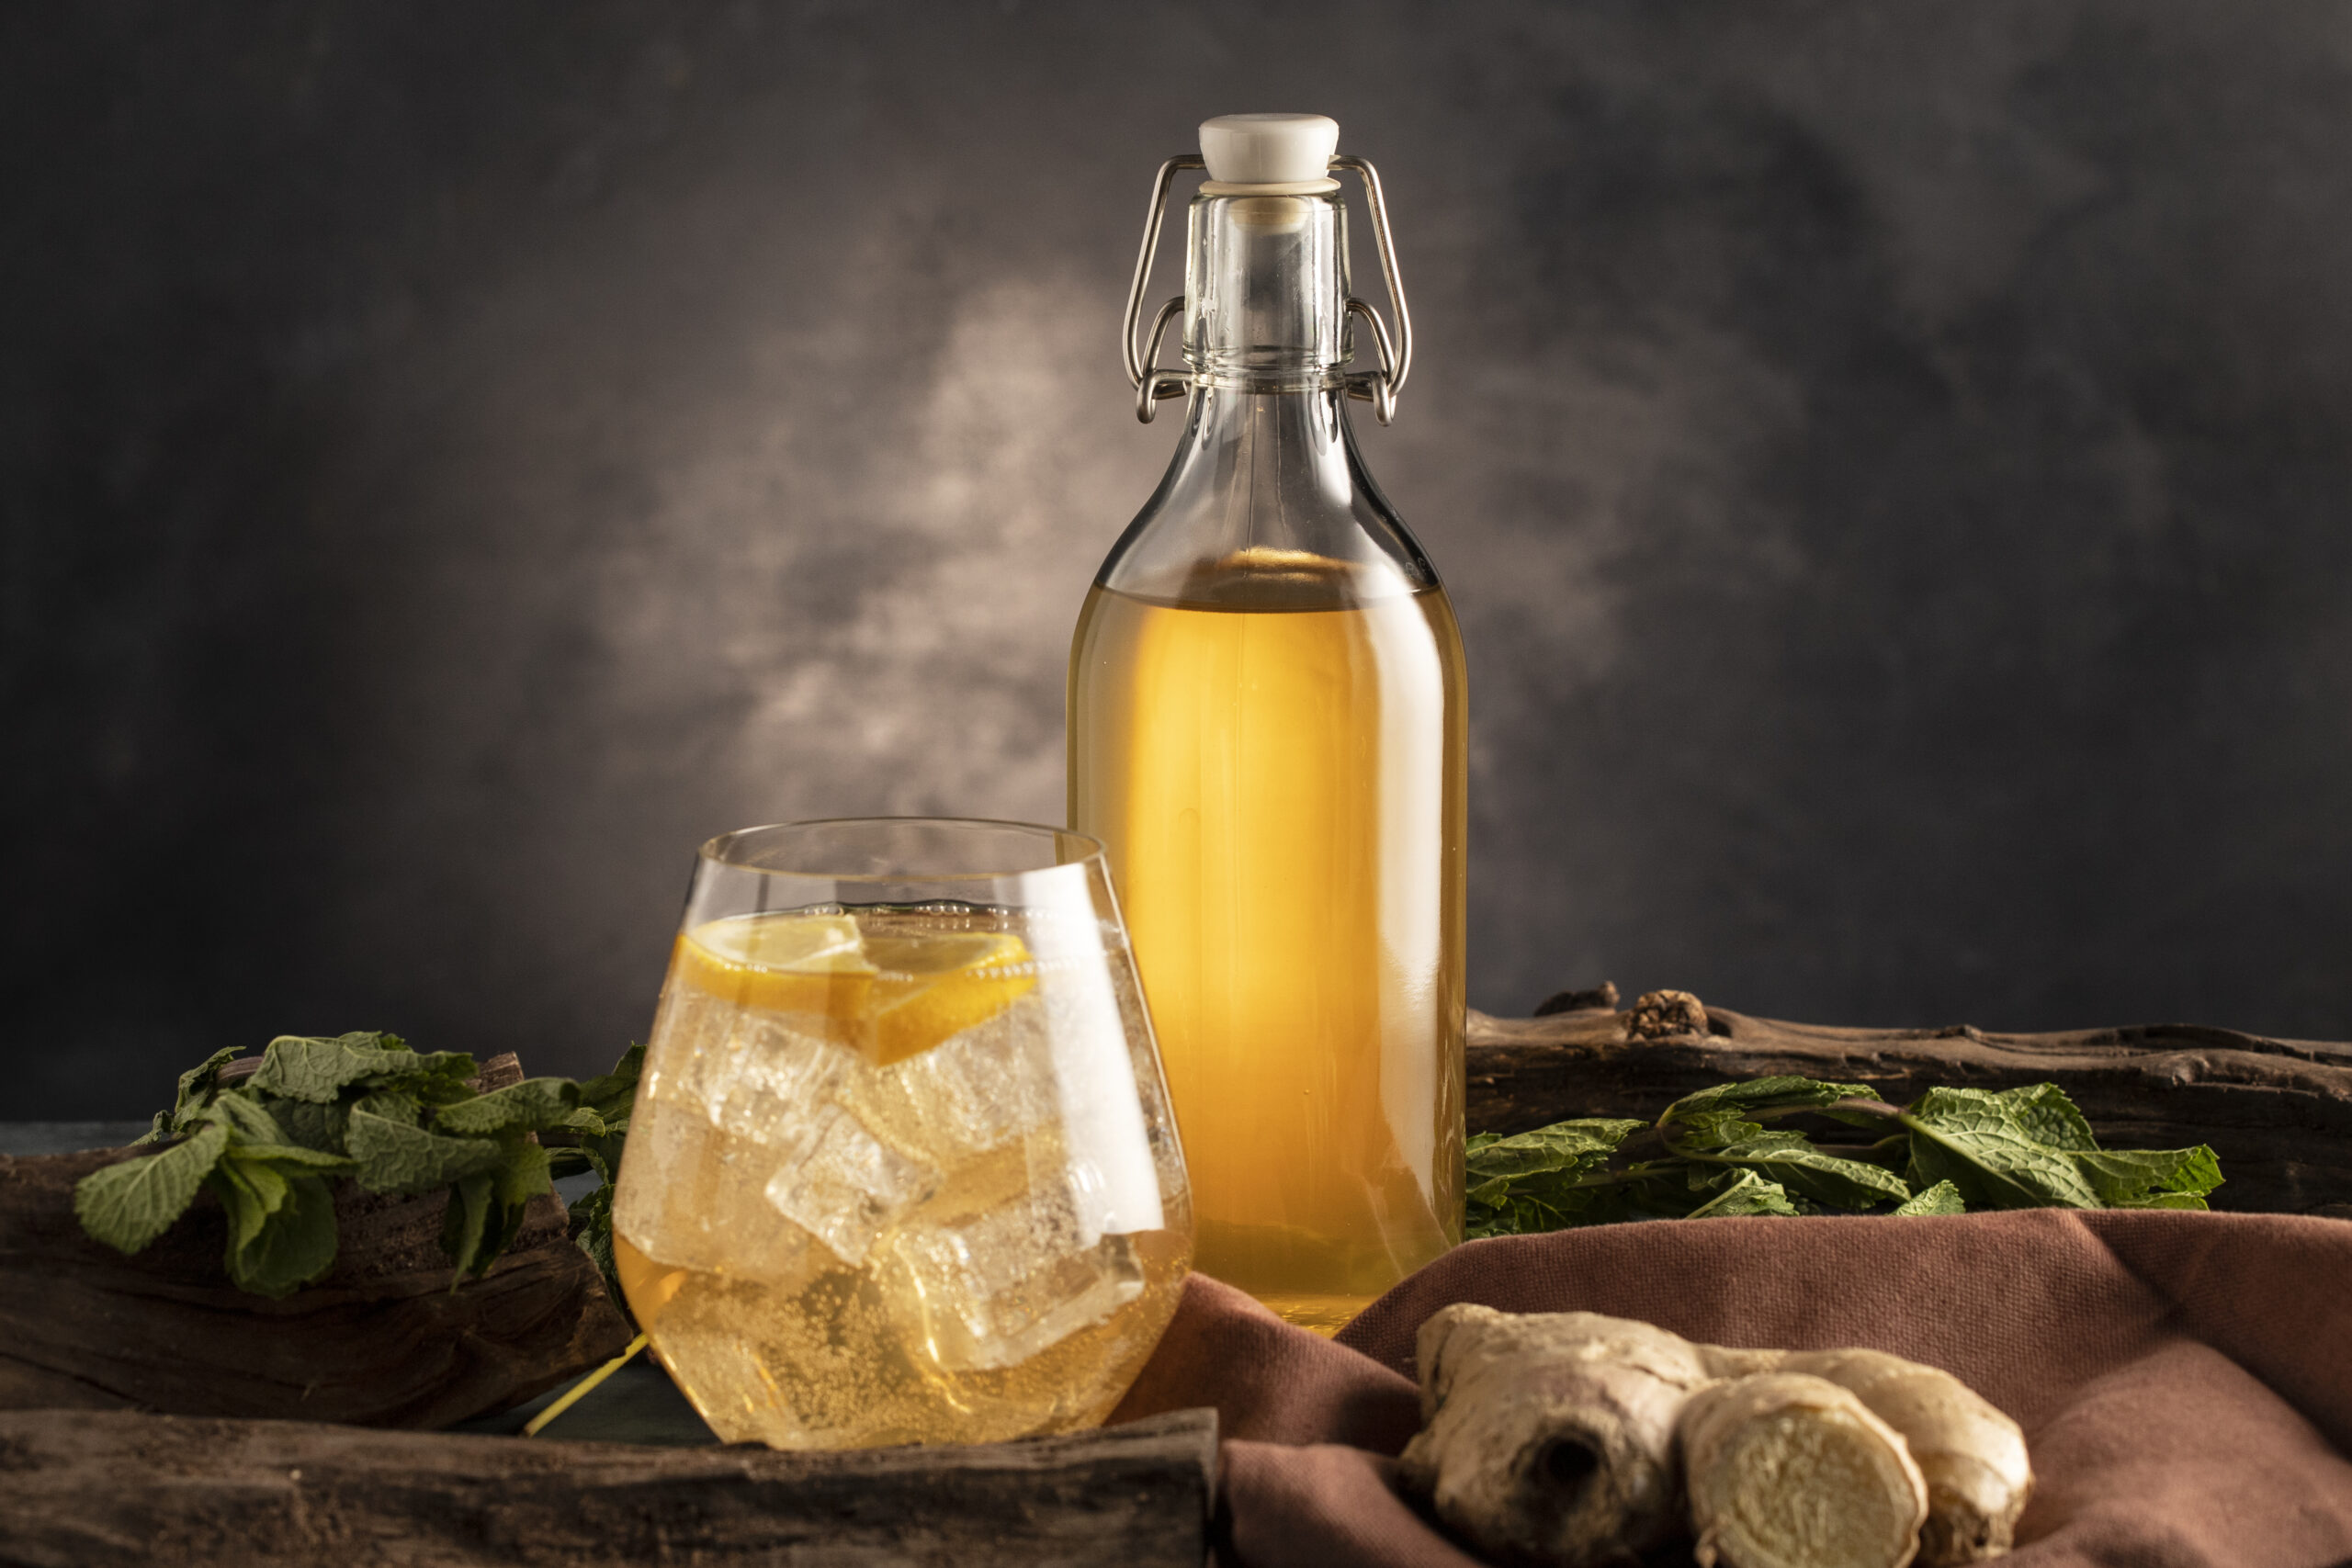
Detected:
[1070,546,1465,1332]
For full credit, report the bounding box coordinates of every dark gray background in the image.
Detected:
[8,2,2350,1117]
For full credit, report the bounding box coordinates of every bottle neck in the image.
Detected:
[1172,383,1354,508]
[1092,190,1435,610]
[1182,191,1348,392]
[1165,186,1359,564]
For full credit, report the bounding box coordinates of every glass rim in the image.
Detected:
[696,816,1105,884]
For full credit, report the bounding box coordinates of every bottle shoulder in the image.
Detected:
[1094,389,1441,612]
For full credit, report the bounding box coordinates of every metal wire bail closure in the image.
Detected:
[1121,151,1414,425]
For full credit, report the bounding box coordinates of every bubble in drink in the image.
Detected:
[613,903,1191,1448]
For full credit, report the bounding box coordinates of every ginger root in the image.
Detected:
[1679,1371,1928,1568]
[1395,1308,2032,1568]
[1396,1304,1712,1565]
[1702,1347,2033,1563]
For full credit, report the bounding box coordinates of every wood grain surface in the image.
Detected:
[1468,993,2352,1215]
[0,1406,1218,1568]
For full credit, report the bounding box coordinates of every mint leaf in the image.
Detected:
[549,1043,643,1185]
[175,1046,245,1105]
[352,1089,424,1126]
[565,1179,629,1322]
[1891,1179,1966,1216]
[206,1161,266,1284]
[74,1122,232,1254]
[152,1047,247,1139]
[1682,1130,1915,1210]
[442,1171,494,1278]
[447,1138,555,1280]
[224,1170,338,1296]
[1464,1119,1641,1206]
[1656,1108,1768,1152]
[1684,1168,1802,1218]
[196,1090,291,1146]
[575,1043,644,1122]
[1464,1190,1582,1238]
[209,1153,288,1257]
[497,1138,554,1204]
[1564,1164,1689,1225]
[433,1078,581,1136]
[226,1140,356,1176]
[347,1108,503,1196]
[1902,1087,2102,1208]
[1899,1084,2207,1211]
[397,1054,487,1105]
[246,1032,478,1105]
[249,1033,422,1103]
[1994,1081,2100,1152]
[1463,1120,1644,1237]
[2075,1145,2224,1208]
[1660,1076,1877,1126]
[211,1144,350,1295]
[548,1140,611,1183]
[256,1097,349,1155]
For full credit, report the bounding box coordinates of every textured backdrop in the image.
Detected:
[8,2,2351,1115]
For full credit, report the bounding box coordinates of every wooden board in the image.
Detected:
[0,1405,1219,1568]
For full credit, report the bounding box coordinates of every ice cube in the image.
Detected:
[885,1171,1146,1372]
[838,990,1057,1167]
[628,996,936,1277]
[673,1001,854,1140]
[612,1097,825,1285]
[764,1104,937,1266]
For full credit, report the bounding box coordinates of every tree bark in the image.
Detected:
[1467,996,2352,1215]
[0,1053,633,1427]
[0,1405,1218,1568]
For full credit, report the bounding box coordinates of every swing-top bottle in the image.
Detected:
[1069,114,1466,1332]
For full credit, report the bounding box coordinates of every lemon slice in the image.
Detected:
[864,931,1037,1066]
[673,912,1035,1064]
[673,911,876,1017]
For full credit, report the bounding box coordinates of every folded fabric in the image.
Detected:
[1109,1210,2352,1568]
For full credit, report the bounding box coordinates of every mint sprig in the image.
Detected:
[75,1033,640,1303]
[1465,1076,2223,1237]
[76,1120,233,1254]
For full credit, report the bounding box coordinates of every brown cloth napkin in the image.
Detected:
[1109,1210,2352,1568]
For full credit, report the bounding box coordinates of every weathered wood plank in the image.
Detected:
[0,1406,1219,1568]
[0,1053,633,1426]
[1468,996,2352,1214]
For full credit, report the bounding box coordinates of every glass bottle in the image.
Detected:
[1068,115,1466,1333]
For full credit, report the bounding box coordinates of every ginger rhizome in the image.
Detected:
[1398,1308,1712,1565]
[1679,1371,1928,1568]
[1395,1305,2032,1568]
[1702,1347,2033,1564]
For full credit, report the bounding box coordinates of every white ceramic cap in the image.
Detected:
[1199,113,1340,185]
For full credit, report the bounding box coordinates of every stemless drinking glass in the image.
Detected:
[610,818,1193,1449]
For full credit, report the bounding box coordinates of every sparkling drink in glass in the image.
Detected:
[611,818,1193,1449]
